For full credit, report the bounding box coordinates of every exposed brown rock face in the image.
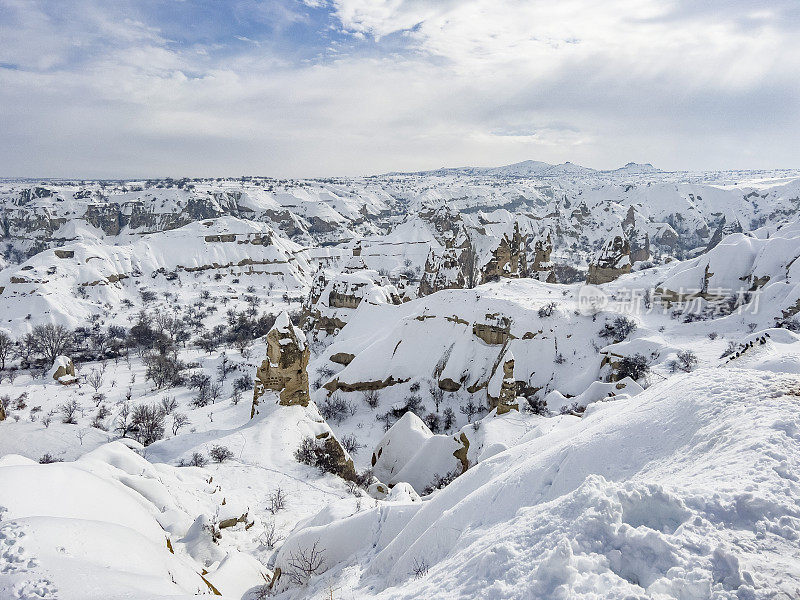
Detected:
[417,207,479,294]
[586,233,632,284]
[473,316,513,345]
[418,246,467,297]
[481,223,528,283]
[315,431,357,481]
[437,377,462,392]
[322,374,409,393]
[329,352,355,365]
[251,312,310,418]
[622,207,651,263]
[328,289,363,309]
[529,232,556,282]
[0,398,5,421]
[452,432,470,474]
[493,357,520,414]
[50,356,77,385]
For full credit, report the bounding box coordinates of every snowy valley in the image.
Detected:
[0,164,799,600]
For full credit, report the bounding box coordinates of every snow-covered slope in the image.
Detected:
[2,165,800,600]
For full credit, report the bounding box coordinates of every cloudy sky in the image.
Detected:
[1,0,798,178]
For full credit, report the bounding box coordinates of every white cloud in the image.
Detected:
[0,0,798,177]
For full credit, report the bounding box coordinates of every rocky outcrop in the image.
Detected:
[418,246,467,296]
[251,312,310,417]
[705,216,743,252]
[315,430,357,481]
[528,232,556,282]
[323,374,409,393]
[418,207,479,291]
[622,207,650,263]
[453,432,470,474]
[329,352,355,365]
[481,223,527,283]
[0,398,5,421]
[49,356,77,385]
[493,356,519,415]
[473,316,513,345]
[586,232,631,284]
[306,268,400,337]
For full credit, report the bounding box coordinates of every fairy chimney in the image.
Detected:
[251,312,310,418]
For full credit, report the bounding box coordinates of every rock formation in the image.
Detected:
[621,207,651,263]
[586,231,632,284]
[493,355,520,415]
[417,207,477,297]
[0,398,5,421]
[481,223,528,283]
[306,267,401,336]
[49,356,77,385]
[528,232,556,282]
[251,312,310,418]
[418,247,467,296]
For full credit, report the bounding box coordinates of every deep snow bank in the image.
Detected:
[279,367,800,599]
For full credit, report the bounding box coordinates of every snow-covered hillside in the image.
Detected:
[1,164,800,600]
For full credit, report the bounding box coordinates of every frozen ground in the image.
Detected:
[1,169,800,598]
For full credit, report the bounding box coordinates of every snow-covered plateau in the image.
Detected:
[0,163,799,599]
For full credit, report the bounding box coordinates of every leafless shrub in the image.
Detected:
[159,396,178,415]
[318,392,351,425]
[340,433,364,455]
[411,557,430,578]
[669,349,698,373]
[427,380,444,412]
[259,518,284,549]
[38,453,63,464]
[59,399,79,424]
[179,452,207,467]
[362,389,380,409]
[268,487,288,514]
[285,540,326,585]
[209,444,234,463]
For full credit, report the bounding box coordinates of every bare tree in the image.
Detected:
[459,399,480,423]
[0,331,12,369]
[86,368,104,392]
[171,413,189,435]
[31,323,73,364]
[428,380,444,413]
[234,336,252,357]
[76,428,89,445]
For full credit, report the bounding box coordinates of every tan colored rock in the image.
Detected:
[622,207,650,263]
[494,357,519,414]
[481,223,528,283]
[452,432,470,474]
[529,232,556,282]
[329,352,355,366]
[437,377,461,392]
[0,398,5,421]
[49,356,77,385]
[251,312,310,418]
[315,430,357,481]
[323,374,409,393]
[473,316,513,345]
[586,233,631,284]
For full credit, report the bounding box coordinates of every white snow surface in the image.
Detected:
[2,170,800,599]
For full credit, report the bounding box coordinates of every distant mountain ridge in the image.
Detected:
[384,160,662,178]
